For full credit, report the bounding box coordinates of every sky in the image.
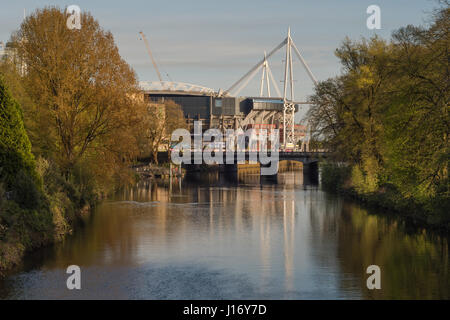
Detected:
[0,0,439,120]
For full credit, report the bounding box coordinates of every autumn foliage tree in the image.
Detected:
[8,7,148,190]
[136,100,186,164]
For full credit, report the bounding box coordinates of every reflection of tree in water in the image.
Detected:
[313,196,450,299]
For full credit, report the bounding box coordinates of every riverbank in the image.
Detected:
[0,205,93,277]
[320,163,450,232]
[133,163,185,180]
[0,175,96,277]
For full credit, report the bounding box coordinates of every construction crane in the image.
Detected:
[139,31,163,83]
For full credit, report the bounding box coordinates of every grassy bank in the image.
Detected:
[321,162,450,231]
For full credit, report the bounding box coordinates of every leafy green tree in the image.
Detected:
[385,6,449,199]
[0,76,37,188]
[308,4,449,218]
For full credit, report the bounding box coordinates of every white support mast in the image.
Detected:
[282,27,296,150]
[260,52,272,97]
[223,28,318,150]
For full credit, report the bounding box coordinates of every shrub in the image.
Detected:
[321,162,351,192]
[10,170,43,210]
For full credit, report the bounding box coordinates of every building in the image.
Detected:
[140,81,298,129]
[140,81,308,150]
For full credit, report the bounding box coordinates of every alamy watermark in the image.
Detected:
[366,265,381,289]
[66,5,81,30]
[367,5,381,30]
[170,121,280,175]
[66,265,81,290]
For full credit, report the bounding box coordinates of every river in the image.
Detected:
[0,170,448,299]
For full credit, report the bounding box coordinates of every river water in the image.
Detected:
[0,170,448,299]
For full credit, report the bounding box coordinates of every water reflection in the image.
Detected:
[0,171,448,299]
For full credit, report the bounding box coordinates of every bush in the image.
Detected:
[0,200,53,248]
[10,170,43,210]
[321,162,351,192]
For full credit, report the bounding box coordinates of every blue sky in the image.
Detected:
[0,0,439,119]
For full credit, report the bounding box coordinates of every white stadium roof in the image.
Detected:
[139,81,216,95]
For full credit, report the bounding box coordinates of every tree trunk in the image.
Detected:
[152,150,158,165]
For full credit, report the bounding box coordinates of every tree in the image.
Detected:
[137,100,186,164]
[141,102,165,164]
[0,76,37,187]
[9,7,146,186]
[308,4,449,206]
[164,100,187,151]
[308,36,393,193]
[386,6,449,197]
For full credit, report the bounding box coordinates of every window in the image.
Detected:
[215,99,222,107]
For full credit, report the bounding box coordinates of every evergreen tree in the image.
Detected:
[0,76,37,188]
